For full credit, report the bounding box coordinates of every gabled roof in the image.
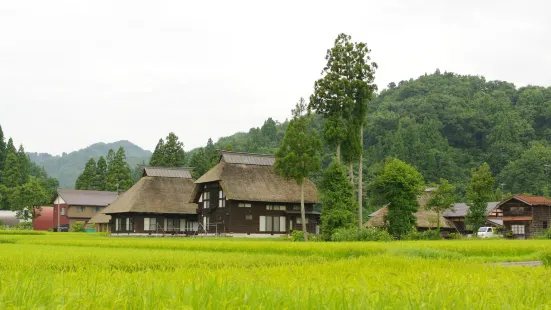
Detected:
[193,151,319,204]
[510,195,551,206]
[102,176,197,215]
[142,166,193,179]
[219,151,275,166]
[442,202,500,218]
[56,189,119,207]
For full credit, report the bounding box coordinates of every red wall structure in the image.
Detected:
[52,204,70,229]
[33,207,54,231]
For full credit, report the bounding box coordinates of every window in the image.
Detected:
[115,218,121,231]
[510,206,524,214]
[94,207,101,213]
[511,225,525,235]
[125,218,133,231]
[266,205,286,211]
[245,214,253,220]
[544,221,548,230]
[164,218,180,231]
[144,218,157,231]
[203,192,210,209]
[61,207,65,216]
[239,203,252,208]
[259,216,286,232]
[186,220,198,231]
[203,215,210,230]
[179,219,186,232]
[77,206,84,213]
[219,190,226,208]
[293,205,300,211]
[296,217,309,225]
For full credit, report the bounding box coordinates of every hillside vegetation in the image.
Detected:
[28,140,151,188]
[196,71,551,202]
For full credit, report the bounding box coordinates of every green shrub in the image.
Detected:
[291,230,307,242]
[71,222,85,232]
[403,229,442,240]
[447,233,463,240]
[16,222,33,230]
[331,227,392,242]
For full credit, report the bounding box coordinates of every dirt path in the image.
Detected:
[497,261,543,267]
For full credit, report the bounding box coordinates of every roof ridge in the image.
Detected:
[141,165,194,170]
[218,150,275,157]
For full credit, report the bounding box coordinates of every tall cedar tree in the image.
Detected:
[275,99,322,241]
[106,147,133,192]
[75,158,97,190]
[188,148,210,179]
[95,156,108,190]
[204,138,217,166]
[149,138,165,166]
[465,163,495,234]
[426,179,456,231]
[308,33,377,228]
[17,145,30,185]
[372,158,425,239]
[319,160,357,240]
[149,133,186,167]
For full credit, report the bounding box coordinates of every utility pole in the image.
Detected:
[56,188,60,233]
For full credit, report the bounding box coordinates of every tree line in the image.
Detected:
[0,126,59,220]
[74,147,134,192]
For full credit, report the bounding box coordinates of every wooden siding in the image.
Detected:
[67,205,105,219]
[197,181,320,234]
[110,213,198,235]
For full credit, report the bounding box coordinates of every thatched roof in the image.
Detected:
[365,188,455,229]
[88,212,111,224]
[102,174,197,215]
[192,151,319,204]
[142,166,193,178]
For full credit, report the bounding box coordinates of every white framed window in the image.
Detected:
[61,207,65,216]
[144,218,157,231]
[77,206,84,213]
[180,219,186,232]
[296,217,309,225]
[239,203,251,208]
[293,205,301,211]
[259,216,286,232]
[115,218,121,231]
[125,218,132,231]
[203,192,210,209]
[219,190,226,208]
[245,214,253,220]
[186,220,198,231]
[511,225,525,234]
[203,216,210,230]
[266,205,286,211]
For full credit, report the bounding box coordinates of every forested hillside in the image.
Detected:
[28,141,151,188]
[190,71,551,203]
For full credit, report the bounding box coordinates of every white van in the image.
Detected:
[477,227,495,238]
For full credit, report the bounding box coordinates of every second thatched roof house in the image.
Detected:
[92,166,198,235]
[365,188,456,232]
[190,151,320,236]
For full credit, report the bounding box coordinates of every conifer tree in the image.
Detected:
[188,148,209,179]
[204,138,217,166]
[319,160,357,240]
[6,138,16,155]
[94,156,108,190]
[275,98,322,241]
[75,158,97,190]
[2,151,22,188]
[17,145,30,185]
[106,147,133,192]
[149,138,165,166]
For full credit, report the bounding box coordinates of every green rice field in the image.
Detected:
[2,233,551,309]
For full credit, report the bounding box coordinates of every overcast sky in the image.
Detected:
[1,0,550,155]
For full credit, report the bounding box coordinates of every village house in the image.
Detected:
[190,151,320,236]
[99,166,198,235]
[365,188,456,233]
[442,202,502,234]
[52,189,119,231]
[499,195,551,239]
